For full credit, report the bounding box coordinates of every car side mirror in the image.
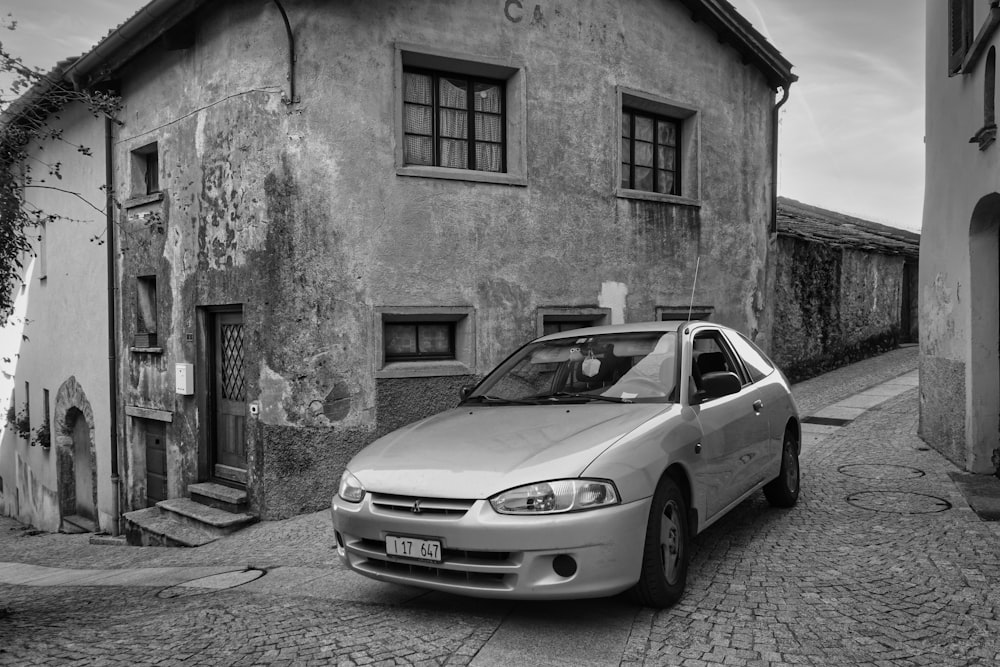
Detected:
[459,384,475,401]
[694,371,742,404]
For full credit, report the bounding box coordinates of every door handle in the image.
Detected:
[752,399,763,413]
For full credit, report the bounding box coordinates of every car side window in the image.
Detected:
[691,330,748,389]
[725,331,775,383]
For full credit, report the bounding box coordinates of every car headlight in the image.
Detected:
[489,479,619,515]
[338,470,366,503]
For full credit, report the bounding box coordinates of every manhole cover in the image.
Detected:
[846,491,952,514]
[838,464,926,480]
[157,568,266,599]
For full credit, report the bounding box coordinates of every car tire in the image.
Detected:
[764,426,800,508]
[630,475,689,608]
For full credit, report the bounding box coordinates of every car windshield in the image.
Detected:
[468,331,678,404]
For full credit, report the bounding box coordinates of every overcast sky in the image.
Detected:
[2,0,925,232]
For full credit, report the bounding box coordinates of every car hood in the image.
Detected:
[348,404,670,499]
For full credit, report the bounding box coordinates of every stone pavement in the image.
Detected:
[3,345,1000,665]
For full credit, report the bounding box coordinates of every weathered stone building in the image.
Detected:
[3,0,795,536]
[772,197,919,383]
[921,0,1000,474]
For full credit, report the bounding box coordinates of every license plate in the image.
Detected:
[385,535,443,563]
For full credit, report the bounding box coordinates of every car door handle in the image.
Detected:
[752,399,764,414]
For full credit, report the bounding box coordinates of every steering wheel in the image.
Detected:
[609,377,666,397]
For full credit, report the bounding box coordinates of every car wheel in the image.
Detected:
[764,427,800,507]
[630,475,689,608]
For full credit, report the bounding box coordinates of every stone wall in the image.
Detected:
[772,236,908,383]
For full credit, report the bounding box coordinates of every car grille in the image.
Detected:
[344,536,518,591]
[370,493,475,519]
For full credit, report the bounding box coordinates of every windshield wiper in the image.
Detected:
[463,395,539,405]
[534,392,633,404]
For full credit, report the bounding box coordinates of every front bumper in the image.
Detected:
[330,491,651,600]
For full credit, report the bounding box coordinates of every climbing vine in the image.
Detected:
[0,14,122,322]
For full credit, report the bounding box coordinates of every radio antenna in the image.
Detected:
[687,257,700,320]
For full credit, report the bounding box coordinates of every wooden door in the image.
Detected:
[213,311,247,484]
[145,422,167,506]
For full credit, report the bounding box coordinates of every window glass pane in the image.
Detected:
[621,165,630,190]
[622,112,631,138]
[418,324,452,355]
[656,146,676,171]
[727,331,775,382]
[404,73,432,105]
[439,77,468,109]
[635,115,654,142]
[404,135,433,165]
[385,324,418,356]
[475,143,503,172]
[634,141,653,167]
[404,104,433,136]
[475,113,502,141]
[655,170,675,195]
[439,139,468,168]
[474,83,501,113]
[439,108,468,139]
[621,138,631,164]
[635,166,653,191]
[657,120,676,146]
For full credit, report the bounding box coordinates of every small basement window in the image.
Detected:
[537,308,611,337]
[376,306,476,378]
[384,321,456,361]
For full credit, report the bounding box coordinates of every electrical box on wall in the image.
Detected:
[175,363,194,395]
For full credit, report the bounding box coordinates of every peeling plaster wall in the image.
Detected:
[922,2,1000,473]
[114,0,778,519]
[772,236,906,383]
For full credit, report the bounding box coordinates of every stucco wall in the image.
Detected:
[0,103,112,532]
[113,0,779,518]
[772,236,906,382]
[921,1,1000,473]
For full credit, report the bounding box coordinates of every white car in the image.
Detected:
[331,321,800,607]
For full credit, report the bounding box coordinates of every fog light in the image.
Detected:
[552,554,577,578]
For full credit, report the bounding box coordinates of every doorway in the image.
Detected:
[968,193,1000,473]
[210,309,247,485]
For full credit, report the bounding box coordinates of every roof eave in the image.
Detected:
[678,0,797,89]
[61,0,208,90]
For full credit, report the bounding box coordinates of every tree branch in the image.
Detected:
[22,184,106,214]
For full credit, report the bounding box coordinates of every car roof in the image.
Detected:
[534,320,703,342]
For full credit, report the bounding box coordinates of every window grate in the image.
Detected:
[220,324,245,401]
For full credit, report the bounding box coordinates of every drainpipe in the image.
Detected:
[105,116,121,536]
[770,85,790,234]
[271,0,298,104]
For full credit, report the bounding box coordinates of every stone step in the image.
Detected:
[61,515,97,534]
[189,482,248,514]
[123,507,220,548]
[157,498,257,535]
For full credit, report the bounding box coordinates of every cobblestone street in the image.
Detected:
[3,348,1000,666]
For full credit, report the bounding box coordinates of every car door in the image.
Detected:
[723,329,789,483]
[688,327,771,519]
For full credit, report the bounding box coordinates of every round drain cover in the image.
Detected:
[846,491,951,514]
[838,464,925,480]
